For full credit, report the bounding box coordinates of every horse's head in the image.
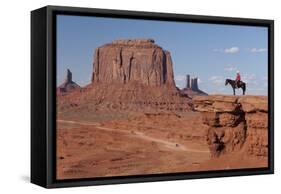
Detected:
[225,79,229,86]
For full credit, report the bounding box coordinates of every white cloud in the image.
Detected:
[175,75,186,89]
[262,76,268,81]
[209,76,224,85]
[224,47,239,53]
[250,48,267,53]
[243,73,258,85]
[175,75,186,81]
[213,47,239,54]
[209,76,222,81]
[213,49,221,52]
[224,65,237,72]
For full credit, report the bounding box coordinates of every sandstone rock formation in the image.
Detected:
[91,39,175,87]
[180,74,208,98]
[193,95,268,158]
[57,39,191,113]
[57,69,81,95]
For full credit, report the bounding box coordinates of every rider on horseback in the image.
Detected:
[225,72,246,95]
[235,71,241,87]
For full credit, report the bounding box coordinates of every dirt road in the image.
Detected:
[57,119,209,153]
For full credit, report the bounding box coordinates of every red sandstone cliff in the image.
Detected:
[57,39,190,112]
[91,39,175,87]
[193,95,268,158]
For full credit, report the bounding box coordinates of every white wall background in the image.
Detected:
[0,0,279,192]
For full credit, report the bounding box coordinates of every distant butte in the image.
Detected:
[91,39,175,87]
[180,74,208,98]
[57,39,191,112]
[57,69,81,95]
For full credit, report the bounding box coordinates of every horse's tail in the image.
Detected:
[243,82,246,94]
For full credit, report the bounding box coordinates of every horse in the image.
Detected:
[225,79,246,95]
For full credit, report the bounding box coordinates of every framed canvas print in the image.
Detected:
[31,5,274,188]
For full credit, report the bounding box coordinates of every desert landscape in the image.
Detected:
[56,39,268,180]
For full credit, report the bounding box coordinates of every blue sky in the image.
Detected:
[57,15,268,95]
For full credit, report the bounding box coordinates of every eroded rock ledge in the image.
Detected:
[193,95,268,158]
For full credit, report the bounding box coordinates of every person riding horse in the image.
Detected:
[225,71,246,95]
[235,71,241,88]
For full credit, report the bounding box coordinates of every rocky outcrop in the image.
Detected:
[57,40,191,112]
[57,69,81,95]
[57,82,191,113]
[180,75,207,98]
[193,95,268,158]
[91,39,175,87]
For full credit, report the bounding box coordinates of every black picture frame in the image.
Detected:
[31,5,274,188]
